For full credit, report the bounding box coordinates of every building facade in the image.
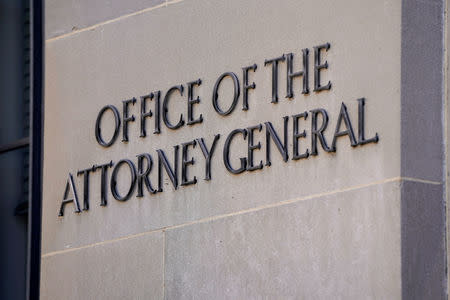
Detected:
[36,0,450,298]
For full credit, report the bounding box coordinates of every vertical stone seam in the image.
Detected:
[162,229,166,300]
[445,0,450,297]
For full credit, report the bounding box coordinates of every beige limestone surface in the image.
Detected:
[45,0,165,38]
[43,0,401,253]
[41,231,164,299]
[42,0,402,298]
[41,181,401,299]
[164,181,401,299]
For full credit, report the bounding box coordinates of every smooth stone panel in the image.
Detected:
[401,181,446,299]
[40,231,164,300]
[165,181,401,299]
[401,0,444,182]
[400,0,446,297]
[45,0,164,39]
[43,0,402,254]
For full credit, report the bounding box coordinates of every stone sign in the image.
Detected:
[41,0,446,299]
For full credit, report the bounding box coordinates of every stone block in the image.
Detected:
[42,0,402,254]
[401,181,445,300]
[45,0,164,39]
[164,181,401,299]
[40,231,164,300]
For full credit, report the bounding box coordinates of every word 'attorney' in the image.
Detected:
[58,42,379,217]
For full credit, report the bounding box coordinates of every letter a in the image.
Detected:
[58,173,81,216]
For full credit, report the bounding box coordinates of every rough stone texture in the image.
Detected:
[401,181,446,300]
[42,0,401,254]
[40,231,164,300]
[165,181,401,299]
[45,0,164,39]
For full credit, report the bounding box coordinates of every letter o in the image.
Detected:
[110,159,137,201]
[212,72,240,116]
[95,105,121,147]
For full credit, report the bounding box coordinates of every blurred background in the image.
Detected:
[0,0,42,299]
